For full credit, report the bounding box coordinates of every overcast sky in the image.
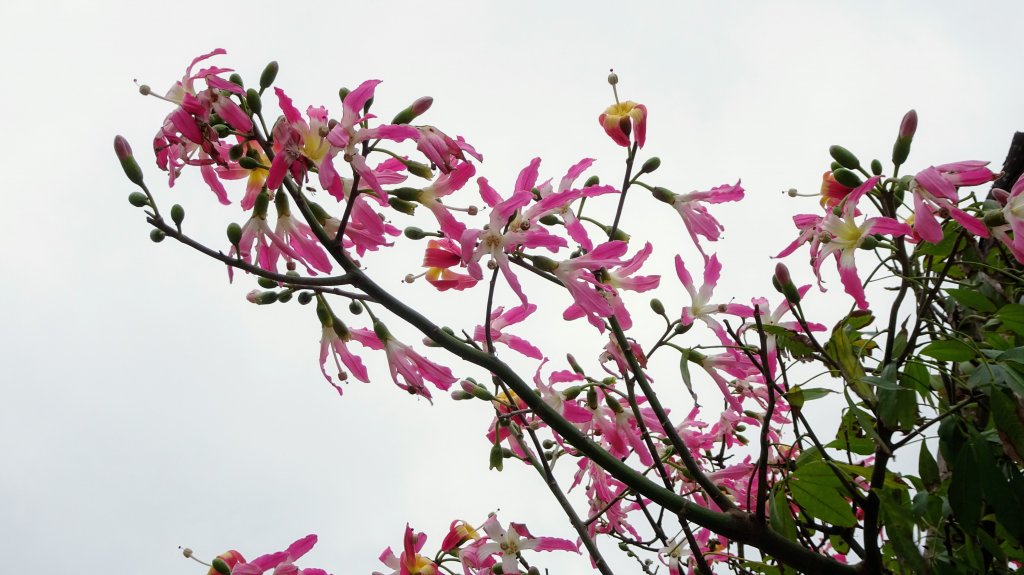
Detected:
[3,1,1024,573]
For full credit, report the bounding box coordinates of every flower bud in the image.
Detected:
[650,298,665,315]
[388,197,418,215]
[348,300,363,314]
[870,159,883,176]
[338,87,350,102]
[227,73,243,89]
[584,175,600,187]
[259,61,279,91]
[238,156,265,170]
[830,161,842,172]
[128,192,149,207]
[831,168,863,189]
[170,204,185,228]
[258,276,278,289]
[992,188,1010,206]
[898,109,918,139]
[567,354,584,374]
[297,292,314,305]
[451,390,474,400]
[489,443,504,471]
[639,156,661,175]
[245,88,262,114]
[858,235,879,250]
[404,160,434,180]
[530,255,559,273]
[149,229,166,243]
[461,380,495,401]
[213,124,231,138]
[828,145,860,171]
[227,223,243,246]
[562,385,582,400]
[773,263,801,304]
[114,135,146,187]
[539,214,559,226]
[393,187,422,201]
[604,394,623,413]
[247,290,278,304]
[586,387,599,410]
[392,96,434,124]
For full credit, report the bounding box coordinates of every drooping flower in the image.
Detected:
[473,304,543,359]
[655,181,744,260]
[375,321,456,401]
[991,172,1024,263]
[910,163,993,243]
[675,253,753,344]
[599,101,648,148]
[230,534,320,575]
[421,238,478,291]
[317,301,381,392]
[534,158,618,251]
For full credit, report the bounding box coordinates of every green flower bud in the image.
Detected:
[650,298,665,315]
[338,87,350,102]
[639,156,661,174]
[258,277,277,289]
[228,73,243,89]
[149,229,166,243]
[388,197,418,215]
[227,223,243,246]
[451,390,474,400]
[489,443,504,471]
[170,204,185,227]
[238,156,265,170]
[392,187,422,201]
[229,144,245,161]
[391,96,433,124]
[297,292,314,305]
[531,255,559,272]
[259,61,279,91]
[213,124,231,138]
[892,137,912,167]
[828,145,860,171]
[562,386,582,400]
[128,192,149,208]
[247,290,278,305]
[983,209,1008,227]
[348,300,363,314]
[605,394,623,414]
[539,214,560,226]
[584,175,600,187]
[245,88,262,115]
[586,387,599,410]
[832,168,863,189]
[405,161,434,180]
[404,227,427,240]
[870,159,883,176]
[773,262,801,304]
[830,161,842,172]
[277,291,293,303]
[859,235,879,250]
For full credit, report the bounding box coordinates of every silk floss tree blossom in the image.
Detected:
[119,53,1024,575]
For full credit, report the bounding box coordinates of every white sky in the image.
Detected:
[2,1,1023,573]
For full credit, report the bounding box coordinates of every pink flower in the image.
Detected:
[266,89,332,191]
[533,158,619,251]
[472,515,579,575]
[992,173,1024,263]
[375,321,456,401]
[414,160,477,240]
[819,171,854,210]
[373,525,437,575]
[422,238,478,291]
[318,306,380,392]
[659,181,744,260]
[228,193,308,279]
[551,241,630,331]
[675,253,753,343]
[598,101,648,148]
[473,304,542,359]
[231,534,320,575]
[812,177,913,309]
[413,125,481,173]
[910,163,993,243]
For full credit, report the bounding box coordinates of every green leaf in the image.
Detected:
[920,339,976,362]
[878,490,929,574]
[789,461,857,527]
[919,443,940,492]
[902,361,933,394]
[948,438,982,534]
[762,324,816,360]
[997,304,1024,337]
[946,288,996,313]
[769,487,797,541]
[973,434,1024,542]
[990,390,1024,466]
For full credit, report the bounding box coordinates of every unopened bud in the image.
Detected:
[604,394,623,413]
[258,277,277,289]
[451,390,474,400]
[773,263,800,304]
[170,204,185,227]
[227,73,243,89]
[247,290,278,304]
[567,354,584,374]
[149,229,166,243]
[539,214,559,226]
[650,298,665,315]
[584,175,600,187]
[259,61,279,91]
[586,387,599,410]
[831,168,863,189]
[213,124,231,138]
[829,145,860,171]
[388,197,418,215]
[114,135,146,187]
[245,88,262,114]
[128,192,149,208]
[830,161,842,172]
[227,223,243,246]
[238,156,265,170]
[531,255,559,272]
[393,187,422,201]
[405,160,434,180]
[639,156,661,175]
[392,96,434,124]
[461,380,495,401]
[489,444,504,471]
[859,235,879,250]
[870,159,883,176]
[338,87,350,102]
[348,300,363,314]
[297,292,314,305]
[562,385,582,400]
[229,144,245,161]
[898,109,918,139]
